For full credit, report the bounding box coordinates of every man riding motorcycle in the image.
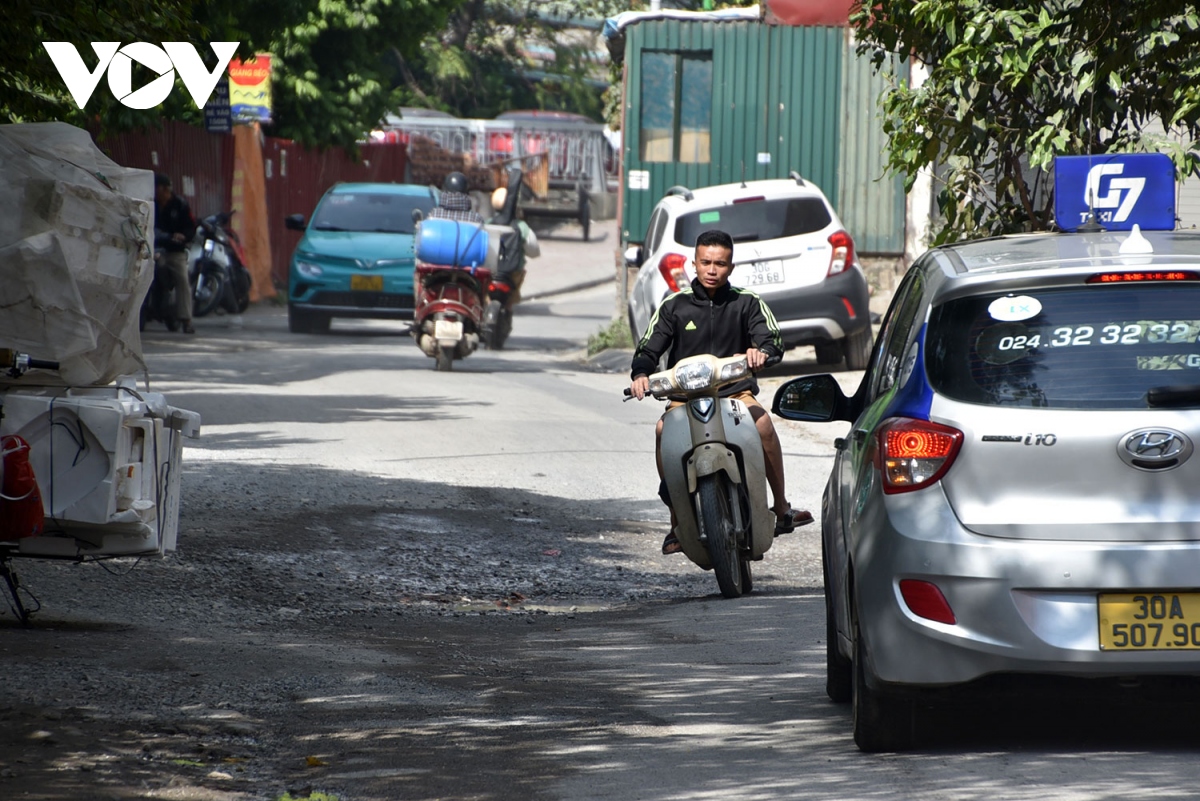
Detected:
[628,229,813,554]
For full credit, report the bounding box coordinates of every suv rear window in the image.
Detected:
[926,285,1200,410]
[673,197,831,247]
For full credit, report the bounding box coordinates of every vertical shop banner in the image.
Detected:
[229,55,272,124]
[203,75,232,133]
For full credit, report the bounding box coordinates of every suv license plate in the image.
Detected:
[1099,593,1200,650]
[351,274,383,291]
[746,260,783,286]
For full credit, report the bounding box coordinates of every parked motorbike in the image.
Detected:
[411,213,491,371]
[192,211,252,317]
[481,168,539,351]
[625,353,776,598]
[1,349,59,616]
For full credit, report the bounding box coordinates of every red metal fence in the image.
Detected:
[97,123,409,291]
[96,120,234,220]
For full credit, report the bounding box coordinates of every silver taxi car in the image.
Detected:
[774,227,1200,751]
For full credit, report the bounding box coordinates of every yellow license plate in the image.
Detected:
[1099,593,1200,650]
[350,274,383,291]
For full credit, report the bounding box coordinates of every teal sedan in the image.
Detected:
[284,182,437,333]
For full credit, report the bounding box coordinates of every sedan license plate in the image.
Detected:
[351,274,383,291]
[745,259,784,286]
[1099,592,1200,650]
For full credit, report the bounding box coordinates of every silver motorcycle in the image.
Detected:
[628,353,776,598]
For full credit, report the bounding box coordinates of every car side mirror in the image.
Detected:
[624,245,643,268]
[412,208,424,224]
[771,374,851,423]
[285,214,306,231]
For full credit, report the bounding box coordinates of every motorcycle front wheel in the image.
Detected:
[697,473,744,598]
[192,266,226,317]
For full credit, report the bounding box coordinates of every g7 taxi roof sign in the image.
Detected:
[1054,153,1176,232]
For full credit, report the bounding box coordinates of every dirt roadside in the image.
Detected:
[0,452,821,801]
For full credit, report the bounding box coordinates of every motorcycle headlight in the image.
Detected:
[203,239,215,255]
[295,259,324,278]
[718,359,749,382]
[675,361,714,391]
[648,376,673,395]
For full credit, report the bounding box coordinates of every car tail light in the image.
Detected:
[876,417,964,494]
[659,253,689,292]
[733,195,765,204]
[899,579,956,624]
[827,230,855,277]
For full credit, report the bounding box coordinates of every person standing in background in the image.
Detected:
[153,172,196,333]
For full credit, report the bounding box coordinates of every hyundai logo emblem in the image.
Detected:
[1118,429,1193,470]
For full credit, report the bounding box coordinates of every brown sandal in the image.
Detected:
[662,531,683,555]
[774,508,814,536]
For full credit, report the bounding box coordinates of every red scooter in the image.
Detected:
[411,214,491,371]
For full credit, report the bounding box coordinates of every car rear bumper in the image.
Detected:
[758,268,871,347]
[855,486,1200,688]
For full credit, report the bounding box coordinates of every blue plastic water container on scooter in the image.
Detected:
[415,218,488,267]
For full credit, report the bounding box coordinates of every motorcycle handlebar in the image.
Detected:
[0,349,60,377]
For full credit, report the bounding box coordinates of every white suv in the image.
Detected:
[625,175,873,369]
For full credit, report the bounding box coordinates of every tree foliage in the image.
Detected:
[394,1,622,121]
[0,0,207,130]
[0,0,459,149]
[266,0,458,147]
[851,1,1200,243]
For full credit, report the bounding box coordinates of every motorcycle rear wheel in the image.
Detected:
[698,473,743,598]
[435,349,453,371]
[482,300,512,350]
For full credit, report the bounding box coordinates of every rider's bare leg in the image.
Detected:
[749,404,790,516]
[655,418,678,530]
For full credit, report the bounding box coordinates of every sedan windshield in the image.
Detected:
[312,192,434,234]
[926,284,1200,410]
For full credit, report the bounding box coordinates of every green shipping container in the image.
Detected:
[620,20,904,255]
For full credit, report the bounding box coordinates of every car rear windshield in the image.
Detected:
[673,197,832,247]
[312,192,434,234]
[926,284,1200,410]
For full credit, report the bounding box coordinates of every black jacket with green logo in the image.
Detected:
[630,278,784,397]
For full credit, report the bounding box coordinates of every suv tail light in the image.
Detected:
[659,253,689,292]
[876,417,964,494]
[827,230,855,277]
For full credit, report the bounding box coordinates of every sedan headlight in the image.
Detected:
[295,259,324,278]
[675,361,714,391]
